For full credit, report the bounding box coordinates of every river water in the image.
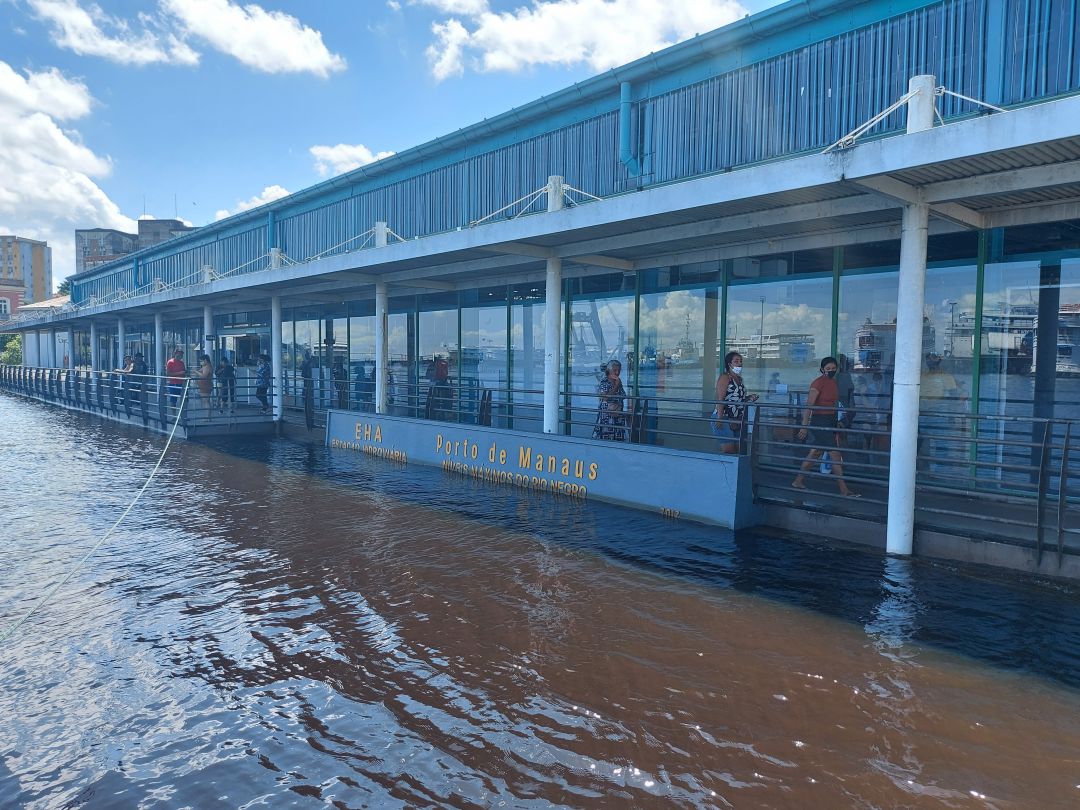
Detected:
[1,393,1078,809]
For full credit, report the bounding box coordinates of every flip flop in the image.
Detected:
[791,480,807,490]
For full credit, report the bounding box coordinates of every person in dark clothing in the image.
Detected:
[215,356,236,412]
[332,359,348,410]
[300,351,315,429]
[255,355,271,414]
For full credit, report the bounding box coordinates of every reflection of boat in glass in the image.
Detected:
[853,317,935,372]
[671,314,701,367]
[725,332,816,365]
[1032,304,1080,377]
[947,306,1033,374]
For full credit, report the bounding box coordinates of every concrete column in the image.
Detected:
[154,312,165,377]
[65,326,75,369]
[886,201,930,556]
[89,321,98,371]
[203,306,214,359]
[375,280,389,414]
[543,257,562,434]
[117,317,126,369]
[375,221,388,248]
[48,329,57,368]
[906,75,936,135]
[547,176,564,213]
[885,77,937,557]
[271,295,283,420]
[24,331,37,367]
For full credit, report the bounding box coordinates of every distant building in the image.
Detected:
[0,235,51,304]
[0,279,24,317]
[75,228,138,275]
[75,219,195,275]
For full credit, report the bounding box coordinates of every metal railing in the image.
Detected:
[748,399,1080,566]
[0,365,275,432]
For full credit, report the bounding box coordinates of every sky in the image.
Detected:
[0,0,784,288]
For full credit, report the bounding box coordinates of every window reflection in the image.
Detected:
[510,283,545,433]
[727,276,831,396]
[567,273,636,439]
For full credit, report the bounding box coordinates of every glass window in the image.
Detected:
[348,300,375,413]
[418,292,459,421]
[510,283,546,433]
[637,283,718,452]
[979,261,1040,420]
[727,276,831,398]
[388,296,416,417]
[461,286,508,426]
[566,273,636,439]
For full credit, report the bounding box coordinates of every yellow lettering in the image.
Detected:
[374,425,382,442]
[574,460,584,479]
[518,447,532,469]
[546,455,556,473]
[436,434,444,451]
[471,443,478,459]
[588,462,598,481]
[499,449,507,465]
[489,442,497,463]
[534,454,543,472]
[561,458,570,476]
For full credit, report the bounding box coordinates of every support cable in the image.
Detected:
[0,380,192,645]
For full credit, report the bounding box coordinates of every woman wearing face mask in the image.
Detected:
[792,356,859,497]
[712,351,757,454]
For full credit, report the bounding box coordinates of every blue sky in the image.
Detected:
[0,0,783,285]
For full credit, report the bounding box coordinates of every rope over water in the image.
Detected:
[0,381,191,645]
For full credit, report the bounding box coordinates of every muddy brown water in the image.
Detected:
[1,393,1078,808]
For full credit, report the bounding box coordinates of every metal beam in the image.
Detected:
[851,177,986,230]
[924,159,1080,203]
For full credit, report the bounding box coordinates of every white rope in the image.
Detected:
[936,87,1008,114]
[0,380,192,645]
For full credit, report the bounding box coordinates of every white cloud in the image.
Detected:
[214,184,291,220]
[413,0,490,13]
[28,0,200,67]
[0,62,136,286]
[422,0,747,79]
[426,19,470,80]
[162,0,346,77]
[309,143,395,177]
[29,0,344,78]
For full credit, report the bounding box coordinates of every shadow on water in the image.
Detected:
[199,434,1080,692]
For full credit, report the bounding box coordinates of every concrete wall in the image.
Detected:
[325,411,763,529]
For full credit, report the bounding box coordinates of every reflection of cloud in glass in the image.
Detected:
[638,289,705,350]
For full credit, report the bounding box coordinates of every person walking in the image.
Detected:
[215,356,236,413]
[791,356,859,497]
[711,350,758,454]
[255,354,271,414]
[592,359,627,441]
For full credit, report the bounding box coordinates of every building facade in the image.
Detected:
[75,219,195,275]
[0,235,51,304]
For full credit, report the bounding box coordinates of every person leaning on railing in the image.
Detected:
[791,356,860,498]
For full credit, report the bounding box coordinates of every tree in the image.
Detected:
[57,278,72,296]
[0,334,21,365]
